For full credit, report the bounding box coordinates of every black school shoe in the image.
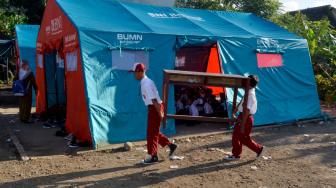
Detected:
[225,155,240,161]
[256,146,264,158]
[169,143,178,156]
[142,155,159,164]
[22,120,33,124]
[68,139,79,148]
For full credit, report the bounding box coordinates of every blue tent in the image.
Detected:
[39,0,321,148]
[15,25,40,106]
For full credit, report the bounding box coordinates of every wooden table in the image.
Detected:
[162,70,250,128]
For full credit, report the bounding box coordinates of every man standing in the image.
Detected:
[226,75,263,160]
[131,63,177,164]
[14,60,38,124]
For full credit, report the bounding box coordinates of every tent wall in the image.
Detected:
[37,0,92,143]
[78,31,176,148]
[15,25,39,106]
[218,37,321,125]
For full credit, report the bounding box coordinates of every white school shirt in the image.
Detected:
[176,100,184,111]
[140,76,162,106]
[189,104,199,116]
[204,102,214,114]
[238,88,257,115]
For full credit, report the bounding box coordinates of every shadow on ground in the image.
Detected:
[0,107,80,159]
[0,159,256,188]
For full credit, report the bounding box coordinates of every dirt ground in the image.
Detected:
[0,107,20,162]
[0,107,336,188]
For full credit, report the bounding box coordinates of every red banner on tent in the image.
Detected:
[257,53,283,68]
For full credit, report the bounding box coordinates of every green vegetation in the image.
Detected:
[175,0,281,19]
[0,0,45,39]
[0,12,27,38]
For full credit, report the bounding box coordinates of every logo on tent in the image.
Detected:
[147,12,204,21]
[117,33,143,44]
[50,16,63,35]
[65,34,77,48]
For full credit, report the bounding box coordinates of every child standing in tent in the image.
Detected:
[14,60,38,124]
[226,75,263,160]
[131,63,177,164]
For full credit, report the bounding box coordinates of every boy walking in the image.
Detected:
[227,75,263,160]
[131,63,177,164]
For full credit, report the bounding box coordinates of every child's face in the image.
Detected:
[187,99,192,105]
[134,71,144,80]
[22,64,29,71]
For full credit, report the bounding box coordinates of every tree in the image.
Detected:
[175,0,282,19]
[234,0,281,19]
[0,0,45,38]
[7,0,45,24]
[0,11,27,39]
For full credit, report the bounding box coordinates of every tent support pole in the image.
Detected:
[6,58,9,84]
[162,72,169,128]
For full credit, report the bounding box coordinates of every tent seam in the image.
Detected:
[118,1,155,34]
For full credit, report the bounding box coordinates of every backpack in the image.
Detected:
[12,80,30,96]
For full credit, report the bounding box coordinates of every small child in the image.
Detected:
[226,75,264,160]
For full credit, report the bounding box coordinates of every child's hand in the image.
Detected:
[232,114,237,119]
[159,111,164,120]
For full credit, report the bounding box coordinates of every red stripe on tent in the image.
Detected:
[64,48,92,143]
[37,0,92,144]
[35,53,46,113]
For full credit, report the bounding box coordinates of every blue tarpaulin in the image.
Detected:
[15,25,40,106]
[53,0,321,147]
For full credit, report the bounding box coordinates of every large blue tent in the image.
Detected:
[39,0,321,148]
[15,25,40,106]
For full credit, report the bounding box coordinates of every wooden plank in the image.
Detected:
[207,77,243,87]
[164,70,246,79]
[232,87,238,116]
[166,114,229,123]
[169,75,204,84]
[170,79,244,87]
[166,73,245,87]
[162,73,169,128]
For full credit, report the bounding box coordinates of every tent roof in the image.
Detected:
[56,0,301,40]
[15,25,40,49]
[0,39,14,58]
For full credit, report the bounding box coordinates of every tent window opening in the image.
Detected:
[111,50,149,70]
[174,45,228,127]
[257,53,283,68]
[44,50,66,119]
[66,51,78,72]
